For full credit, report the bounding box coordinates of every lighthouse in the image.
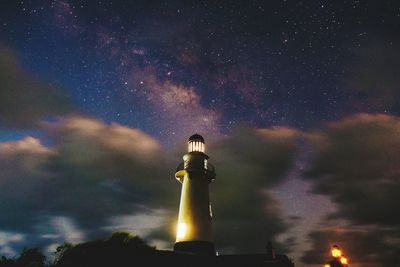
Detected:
[174,134,216,255]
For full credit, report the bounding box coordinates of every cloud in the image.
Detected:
[0,117,299,255]
[50,216,85,244]
[106,209,168,239]
[0,117,174,248]
[0,46,72,128]
[11,110,400,264]
[210,127,300,252]
[140,127,301,253]
[306,113,400,226]
[0,137,54,232]
[301,227,400,267]
[0,232,25,257]
[302,113,400,266]
[43,116,173,231]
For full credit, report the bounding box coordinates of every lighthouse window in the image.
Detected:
[188,141,205,153]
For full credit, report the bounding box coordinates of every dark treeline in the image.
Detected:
[0,232,221,267]
[0,232,156,267]
[0,232,294,267]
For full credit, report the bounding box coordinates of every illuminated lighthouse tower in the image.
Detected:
[174,134,216,255]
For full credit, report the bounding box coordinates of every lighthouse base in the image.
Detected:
[174,241,216,255]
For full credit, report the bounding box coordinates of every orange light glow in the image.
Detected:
[331,246,342,258]
[324,264,330,267]
[340,257,348,265]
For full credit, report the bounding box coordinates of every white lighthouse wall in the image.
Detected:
[176,170,213,243]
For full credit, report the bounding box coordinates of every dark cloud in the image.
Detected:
[8,110,400,265]
[146,127,301,253]
[301,227,400,267]
[43,116,174,230]
[211,127,300,252]
[302,113,400,266]
[0,46,71,129]
[0,118,299,254]
[0,137,54,232]
[306,114,400,226]
[0,116,173,251]
[347,41,400,109]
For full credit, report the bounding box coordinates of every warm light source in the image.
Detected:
[324,264,330,267]
[331,245,342,258]
[177,222,187,239]
[340,257,348,265]
[188,140,204,153]
[188,134,205,153]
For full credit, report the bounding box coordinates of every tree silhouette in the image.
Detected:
[17,248,45,267]
[0,255,16,267]
[1,232,295,267]
[53,232,156,267]
[0,248,45,267]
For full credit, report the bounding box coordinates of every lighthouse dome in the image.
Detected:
[188,134,205,153]
[188,134,204,143]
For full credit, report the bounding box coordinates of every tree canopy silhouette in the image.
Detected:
[0,232,294,267]
[0,248,45,267]
[53,232,156,267]
[0,232,155,267]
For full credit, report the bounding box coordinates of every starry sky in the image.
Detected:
[1,1,400,267]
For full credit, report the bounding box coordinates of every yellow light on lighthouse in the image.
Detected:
[331,245,342,258]
[324,264,331,267]
[340,256,348,265]
[177,222,188,239]
[188,134,205,153]
[188,140,204,153]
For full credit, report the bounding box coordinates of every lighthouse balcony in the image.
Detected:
[175,161,216,182]
[176,161,215,172]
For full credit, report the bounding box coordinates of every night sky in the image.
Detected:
[1,1,400,267]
